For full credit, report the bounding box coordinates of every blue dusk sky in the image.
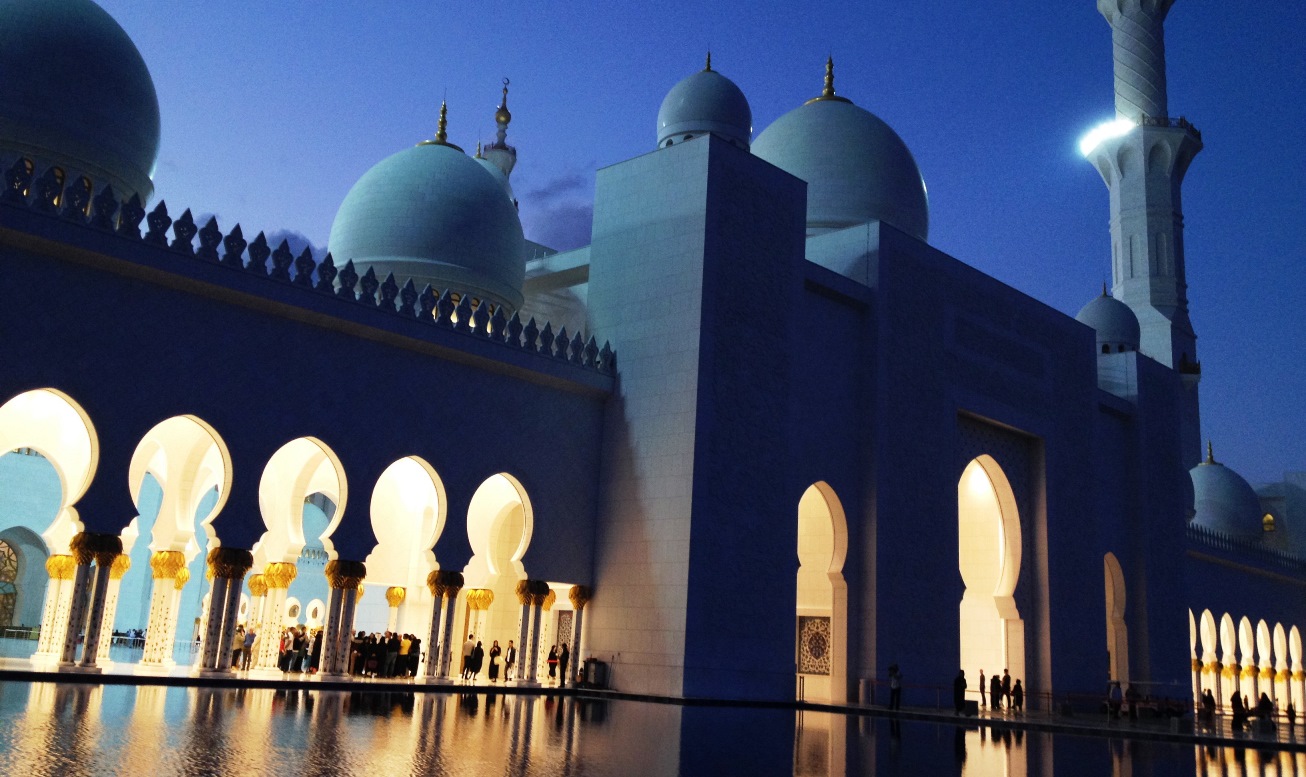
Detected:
[97,0,1304,484]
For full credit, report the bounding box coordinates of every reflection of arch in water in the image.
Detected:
[795,482,849,703]
[1103,553,1128,685]
[958,455,1025,690]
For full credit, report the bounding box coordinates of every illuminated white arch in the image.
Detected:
[796,481,849,703]
[464,472,534,586]
[364,456,446,586]
[1104,553,1128,684]
[0,389,98,552]
[254,437,347,564]
[958,455,1025,689]
[126,415,231,555]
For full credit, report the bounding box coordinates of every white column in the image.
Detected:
[199,576,230,671]
[319,586,345,677]
[32,555,74,666]
[570,606,586,686]
[425,594,446,680]
[526,600,543,684]
[76,554,116,670]
[94,555,130,669]
[58,558,93,666]
[515,601,531,682]
[439,592,459,679]
[209,571,247,674]
[250,562,296,675]
[335,586,359,675]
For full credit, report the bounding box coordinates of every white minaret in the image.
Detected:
[1082,0,1203,464]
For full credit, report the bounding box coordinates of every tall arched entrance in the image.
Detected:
[1104,553,1129,685]
[958,456,1025,694]
[795,482,848,703]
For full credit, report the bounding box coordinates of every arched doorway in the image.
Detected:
[958,456,1025,695]
[462,473,533,678]
[0,539,18,629]
[1104,553,1128,685]
[795,482,848,702]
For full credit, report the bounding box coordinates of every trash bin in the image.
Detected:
[584,658,608,689]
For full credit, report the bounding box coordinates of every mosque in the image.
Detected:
[0,0,1302,714]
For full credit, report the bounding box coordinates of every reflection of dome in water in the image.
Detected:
[0,0,161,200]
[656,56,752,150]
[752,58,928,241]
[328,106,526,312]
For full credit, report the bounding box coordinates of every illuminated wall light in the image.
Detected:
[1078,117,1137,157]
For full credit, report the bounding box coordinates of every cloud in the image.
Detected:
[524,173,587,203]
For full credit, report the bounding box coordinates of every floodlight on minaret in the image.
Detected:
[1083,0,1204,466]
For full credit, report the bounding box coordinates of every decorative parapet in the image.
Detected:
[1186,523,1306,578]
[0,158,616,378]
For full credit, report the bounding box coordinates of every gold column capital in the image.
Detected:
[263,562,298,589]
[466,588,494,611]
[247,574,267,597]
[569,585,592,611]
[356,583,365,601]
[46,554,75,580]
[149,550,186,580]
[174,567,191,591]
[324,559,367,589]
[426,569,464,598]
[92,549,119,569]
[385,586,406,608]
[541,589,556,611]
[108,553,131,580]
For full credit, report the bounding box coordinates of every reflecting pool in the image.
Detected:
[0,682,1300,776]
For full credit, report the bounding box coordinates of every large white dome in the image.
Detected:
[1076,291,1141,353]
[0,0,160,200]
[1189,449,1263,539]
[752,62,928,241]
[329,136,526,312]
[657,59,751,151]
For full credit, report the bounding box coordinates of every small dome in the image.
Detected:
[0,0,160,200]
[1190,446,1263,538]
[657,58,751,150]
[1076,290,1141,353]
[752,59,928,241]
[328,141,526,311]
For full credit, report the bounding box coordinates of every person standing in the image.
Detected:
[989,672,1002,712]
[547,645,559,684]
[504,640,517,681]
[408,636,421,677]
[462,634,476,680]
[242,627,257,670]
[888,664,902,711]
[1002,668,1011,709]
[384,632,401,678]
[398,633,412,676]
[489,640,502,682]
[559,643,571,687]
[953,669,967,715]
[978,669,986,708]
[470,640,485,681]
[231,625,245,670]
[1011,679,1024,713]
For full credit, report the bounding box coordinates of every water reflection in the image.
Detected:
[0,682,1302,776]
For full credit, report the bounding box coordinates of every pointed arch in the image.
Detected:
[795,481,849,703]
[1103,553,1128,685]
[255,437,348,564]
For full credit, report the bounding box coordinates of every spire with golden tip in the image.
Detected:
[1204,440,1216,464]
[419,100,464,152]
[705,51,712,72]
[495,78,511,127]
[806,55,852,105]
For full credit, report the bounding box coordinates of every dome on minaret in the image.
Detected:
[1189,443,1263,539]
[656,54,752,151]
[328,102,526,312]
[752,57,928,241]
[1076,288,1141,353]
[0,0,161,201]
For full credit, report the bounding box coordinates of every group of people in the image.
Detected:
[459,635,572,685]
[278,624,324,673]
[953,668,1024,715]
[349,631,423,678]
[978,668,1024,713]
[1209,689,1291,732]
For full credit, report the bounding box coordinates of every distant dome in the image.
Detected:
[657,59,751,151]
[1190,448,1263,538]
[1076,291,1140,353]
[752,61,928,241]
[329,140,526,311]
[0,0,160,200]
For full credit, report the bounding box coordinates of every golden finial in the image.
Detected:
[1205,440,1216,464]
[495,77,511,126]
[805,55,852,105]
[419,100,464,151]
[475,140,483,158]
[705,51,712,72]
